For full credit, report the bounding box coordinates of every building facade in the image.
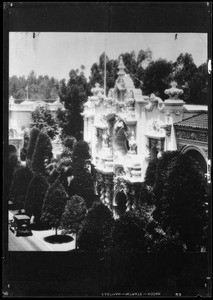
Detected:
[82,56,209,218]
[9,97,64,158]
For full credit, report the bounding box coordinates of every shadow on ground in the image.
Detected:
[44,235,74,244]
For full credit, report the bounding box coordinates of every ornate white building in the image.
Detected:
[82,56,209,218]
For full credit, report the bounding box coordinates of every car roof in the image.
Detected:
[14,215,30,220]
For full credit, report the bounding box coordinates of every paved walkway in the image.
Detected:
[32,229,76,252]
[9,210,76,252]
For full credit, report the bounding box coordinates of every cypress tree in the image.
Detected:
[10,165,33,209]
[40,179,68,235]
[69,161,95,209]
[31,131,53,174]
[25,173,49,222]
[72,140,91,164]
[26,127,40,167]
[78,202,114,251]
[61,195,87,248]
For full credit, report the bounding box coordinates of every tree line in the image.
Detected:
[10,50,208,104]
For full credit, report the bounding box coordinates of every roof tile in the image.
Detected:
[174,113,208,129]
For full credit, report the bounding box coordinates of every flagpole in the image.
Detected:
[104,38,107,97]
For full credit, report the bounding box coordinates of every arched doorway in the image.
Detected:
[112,127,129,157]
[182,147,207,177]
[114,191,127,218]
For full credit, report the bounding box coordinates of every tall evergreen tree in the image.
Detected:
[58,68,88,140]
[72,140,91,164]
[111,211,148,251]
[142,59,173,99]
[9,166,33,209]
[61,195,87,248]
[26,127,40,167]
[31,131,53,175]
[25,173,49,222]
[78,202,114,251]
[153,153,208,251]
[69,162,95,209]
[31,106,58,139]
[41,179,69,235]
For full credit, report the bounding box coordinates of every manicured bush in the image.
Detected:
[25,173,49,222]
[69,162,95,209]
[72,140,91,164]
[111,211,147,252]
[40,179,69,235]
[26,127,40,162]
[61,195,87,248]
[9,165,33,209]
[20,130,30,161]
[78,202,114,251]
[31,106,58,139]
[31,130,53,174]
[153,153,208,251]
[144,159,157,186]
[63,136,76,151]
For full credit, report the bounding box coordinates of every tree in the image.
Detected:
[142,59,173,99]
[9,166,33,209]
[188,62,208,105]
[31,106,58,139]
[144,159,158,186]
[8,151,20,197]
[153,151,179,201]
[69,162,95,209]
[61,195,87,248]
[25,173,49,222]
[41,179,69,235]
[20,130,30,161]
[78,202,114,251]
[9,71,60,100]
[172,53,198,102]
[120,51,137,86]
[58,68,88,140]
[111,211,147,252]
[26,127,40,167]
[63,136,76,152]
[31,131,53,175]
[72,140,91,164]
[153,153,208,251]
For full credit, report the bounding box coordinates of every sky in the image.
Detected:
[9,32,208,82]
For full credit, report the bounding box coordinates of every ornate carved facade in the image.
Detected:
[83,56,209,218]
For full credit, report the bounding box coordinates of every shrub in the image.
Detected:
[26,127,40,162]
[31,106,58,139]
[72,140,91,164]
[61,195,87,248]
[69,162,95,209]
[153,153,208,251]
[20,130,30,161]
[63,136,76,151]
[31,131,53,174]
[78,202,114,251]
[10,166,33,209]
[40,179,69,235]
[25,173,49,222]
[144,159,157,186]
[111,211,147,252]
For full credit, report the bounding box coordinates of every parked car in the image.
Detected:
[10,214,32,236]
